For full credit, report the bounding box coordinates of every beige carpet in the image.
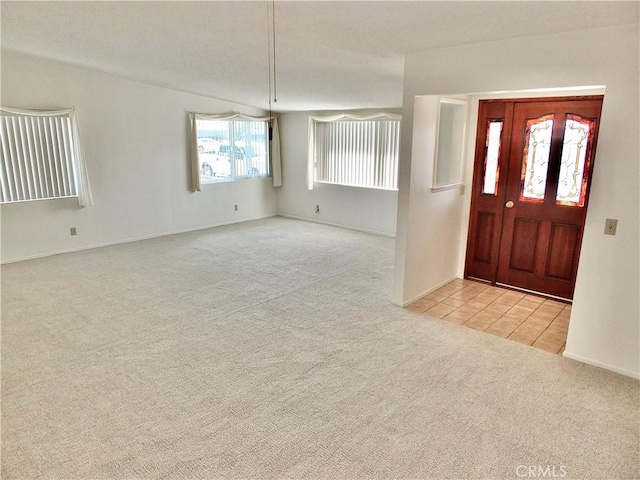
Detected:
[2,217,638,479]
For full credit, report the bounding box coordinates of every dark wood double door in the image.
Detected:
[465,96,603,300]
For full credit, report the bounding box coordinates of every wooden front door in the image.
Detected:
[465,96,603,300]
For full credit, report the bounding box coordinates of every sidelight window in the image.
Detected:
[482,120,503,195]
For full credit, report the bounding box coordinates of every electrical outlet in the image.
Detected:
[233,204,238,212]
[604,218,618,236]
[315,205,320,214]
[70,227,77,236]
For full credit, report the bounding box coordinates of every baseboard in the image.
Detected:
[277,213,396,238]
[393,275,460,307]
[562,350,640,380]
[1,214,278,264]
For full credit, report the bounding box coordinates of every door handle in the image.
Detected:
[505,201,515,208]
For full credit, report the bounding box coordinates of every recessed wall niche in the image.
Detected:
[433,98,467,190]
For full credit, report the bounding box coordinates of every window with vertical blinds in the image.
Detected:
[310,113,401,190]
[1,108,91,205]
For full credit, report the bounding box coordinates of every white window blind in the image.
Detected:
[309,113,401,191]
[0,107,93,206]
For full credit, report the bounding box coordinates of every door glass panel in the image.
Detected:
[520,115,554,202]
[556,114,595,207]
[482,120,503,195]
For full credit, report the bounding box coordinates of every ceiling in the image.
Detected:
[1,1,637,112]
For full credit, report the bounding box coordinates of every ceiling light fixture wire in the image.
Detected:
[271,0,277,104]
[267,0,277,142]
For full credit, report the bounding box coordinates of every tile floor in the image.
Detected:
[407,278,570,354]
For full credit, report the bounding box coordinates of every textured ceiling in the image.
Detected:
[1,1,637,111]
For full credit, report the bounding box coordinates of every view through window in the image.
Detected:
[196,119,270,184]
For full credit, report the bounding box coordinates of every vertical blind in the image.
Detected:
[0,107,92,206]
[311,114,401,190]
[1,114,77,202]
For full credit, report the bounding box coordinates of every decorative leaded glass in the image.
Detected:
[482,120,503,195]
[556,114,594,206]
[520,115,554,202]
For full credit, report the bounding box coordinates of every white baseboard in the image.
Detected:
[562,350,640,380]
[1,214,278,264]
[277,213,396,238]
[393,275,461,307]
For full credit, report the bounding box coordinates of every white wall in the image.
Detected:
[394,23,639,378]
[0,51,278,262]
[392,95,468,305]
[277,112,398,237]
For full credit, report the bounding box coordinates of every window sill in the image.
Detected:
[314,180,398,192]
[431,183,464,193]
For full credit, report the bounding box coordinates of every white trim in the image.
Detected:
[192,112,277,122]
[430,183,463,193]
[315,180,398,192]
[0,214,278,264]
[276,213,395,239]
[562,350,640,380]
[0,105,75,116]
[0,194,78,204]
[439,98,468,106]
[393,275,460,307]
[480,85,606,98]
[309,112,401,122]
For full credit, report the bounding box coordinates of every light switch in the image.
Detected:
[604,218,618,236]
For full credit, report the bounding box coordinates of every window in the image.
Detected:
[196,119,269,184]
[556,114,595,207]
[0,107,93,206]
[192,115,271,187]
[520,114,554,202]
[482,120,503,195]
[309,113,401,190]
